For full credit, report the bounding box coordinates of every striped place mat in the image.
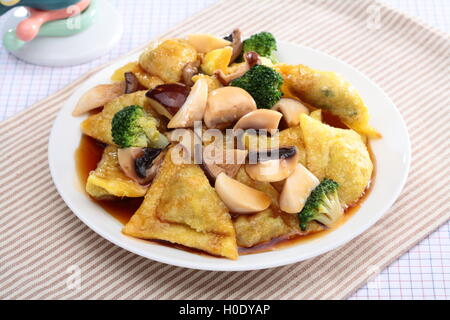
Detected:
[0,0,449,300]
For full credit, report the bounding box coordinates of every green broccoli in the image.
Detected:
[111,105,168,149]
[230,65,283,109]
[299,178,343,231]
[242,31,278,62]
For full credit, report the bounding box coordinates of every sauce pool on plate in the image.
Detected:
[75,111,375,256]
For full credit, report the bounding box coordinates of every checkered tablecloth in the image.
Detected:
[0,0,448,299]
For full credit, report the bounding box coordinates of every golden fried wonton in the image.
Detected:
[123,149,238,259]
[300,114,373,206]
[86,146,148,199]
[276,64,381,139]
[233,168,301,247]
[276,126,306,166]
[81,91,165,145]
[139,39,197,83]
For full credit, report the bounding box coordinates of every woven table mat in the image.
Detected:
[0,0,449,300]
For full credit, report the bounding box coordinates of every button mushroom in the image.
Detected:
[186,34,231,53]
[271,98,309,127]
[233,109,283,131]
[279,163,320,214]
[117,147,164,185]
[215,51,261,85]
[146,83,191,120]
[72,81,126,116]
[215,172,271,214]
[167,78,209,129]
[245,146,299,182]
[202,146,248,181]
[204,87,257,129]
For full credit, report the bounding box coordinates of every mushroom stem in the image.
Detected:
[215,51,261,85]
[227,28,243,64]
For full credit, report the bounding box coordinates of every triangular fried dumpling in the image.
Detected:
[86,145,148,199]
[300,114,373,206]
[123,149,238,259]
[81,91,164,145]
[277,126,306,166]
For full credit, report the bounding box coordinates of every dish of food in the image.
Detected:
[49,30,410,270]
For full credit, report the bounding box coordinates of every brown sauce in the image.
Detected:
[75,135,144,224]
[75,112,376,256]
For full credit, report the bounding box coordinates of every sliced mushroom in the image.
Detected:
[215,51,261,85]
[118,147,163,185]
[215,172,271,214]
[146,83,191,120]
[271,98,309,127]
[72,81,126,116]
[186,34,231,53]
[202,146,248,181]
[279,163,320,214]
[233,109,282,131]
[124,72,140,94]
[224,28,243,64]
[245,147,299,182]
[204,87,257,129]
[167,78,208,129]
[182,60,201,86]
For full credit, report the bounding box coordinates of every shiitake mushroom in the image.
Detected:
[146,83,191,118]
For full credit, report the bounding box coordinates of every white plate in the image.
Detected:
[48,41,411,271]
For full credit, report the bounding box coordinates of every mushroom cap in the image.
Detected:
[186,34,231,53]
[215,172,271,214]
[117,147,164,185]
[124,72,140,94]
[245,147,300,182]
[167,78,208,129]
[271,98,309,127]
[233,109,283,131]
[204,87,257,129]
[146,83,190,119]
[279,163,320,214]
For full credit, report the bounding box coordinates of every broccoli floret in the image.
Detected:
[299,178,343,231]
[242,31,278,62]
[230,65,283,109]
[111,105,168,148]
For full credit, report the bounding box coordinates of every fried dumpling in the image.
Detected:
[276,64,381,138]
[139,39,197,83]
[300,114,373,206]
[276,126,306,166]
[233,168,301,247]
[86,146,148,199]
[81,91,164,145]
[123,149,238,259]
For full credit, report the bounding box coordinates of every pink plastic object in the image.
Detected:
[16,0,91,42]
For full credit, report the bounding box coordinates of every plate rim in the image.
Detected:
[48,40,411,271]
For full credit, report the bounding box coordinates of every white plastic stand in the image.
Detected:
[1,0,123,66]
